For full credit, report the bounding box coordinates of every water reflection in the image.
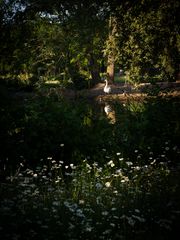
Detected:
[104,103,116,124]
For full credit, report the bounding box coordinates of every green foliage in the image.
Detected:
[0,0,109,89]
[0,82,180,239]
[1,0,179,88]
[114,0,179,84]
[0,145,180,239]
[0,91,114,175]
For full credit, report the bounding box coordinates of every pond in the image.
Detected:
[0,93,180,177]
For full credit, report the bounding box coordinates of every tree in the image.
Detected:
[0,0,110,88]
[104,15,118,83]
[113,0,179,84]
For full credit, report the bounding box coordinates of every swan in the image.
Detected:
[104,79,111,94]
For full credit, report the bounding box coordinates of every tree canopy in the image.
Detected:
[0,0,179,88]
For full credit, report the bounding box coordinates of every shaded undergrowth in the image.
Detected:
[0,88,180,239]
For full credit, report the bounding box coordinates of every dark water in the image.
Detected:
[0,93,180,178]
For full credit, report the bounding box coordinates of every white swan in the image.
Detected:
[104,79,111,94]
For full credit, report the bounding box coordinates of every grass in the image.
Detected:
[0,144,180,240]
[0,86,180,239]
[114,73,127,83]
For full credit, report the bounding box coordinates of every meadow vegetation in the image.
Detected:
[0,86,180,240]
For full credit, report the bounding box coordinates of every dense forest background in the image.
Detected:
[0,0,179,89]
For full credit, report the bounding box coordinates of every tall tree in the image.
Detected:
[113,0,180,84]
[105,15,118,83]
[0,0,110,88]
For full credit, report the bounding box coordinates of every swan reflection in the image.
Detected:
[104,103,116,124]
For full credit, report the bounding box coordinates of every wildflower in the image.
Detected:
[97,167,102,173]
[121,177,129,183]
[116,169,122,174]
[52,201,60,207]
[85,227,93,232]
[76,209,85,218]
[69,223,75,230]
[132,215,146,223]
[134,166,141,170]
[102,229,111,235]
[64,201,70,208]
[24,177,30,183]
[70,163,76,169]
[79,199,85,205]
[96,196,101,204]
[135,209,140,213]
[156,219,172,230]
[111,207,117,211]
[150,159,156,165]
[96,182,103,189]
[173,146,177,151]
[93,162,98,167]
[126,161,133,166]
[113,190,118,194]
[20,162,24,167]
[60,143,64,147]
[116,152,121,156]
[110,223,116,227]
[107,160,115,167]
[127,217,136,226]
[102,211,109,216]
[86,163,92,170]
[119,158,124,161]
[52,208,58,213]
[105,182,111,188]
[135,149,138,153]
[121,215,135,227]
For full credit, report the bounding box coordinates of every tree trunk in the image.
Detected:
[107,54,115,83]
[106,16,117,83]
[89,53,101,87]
